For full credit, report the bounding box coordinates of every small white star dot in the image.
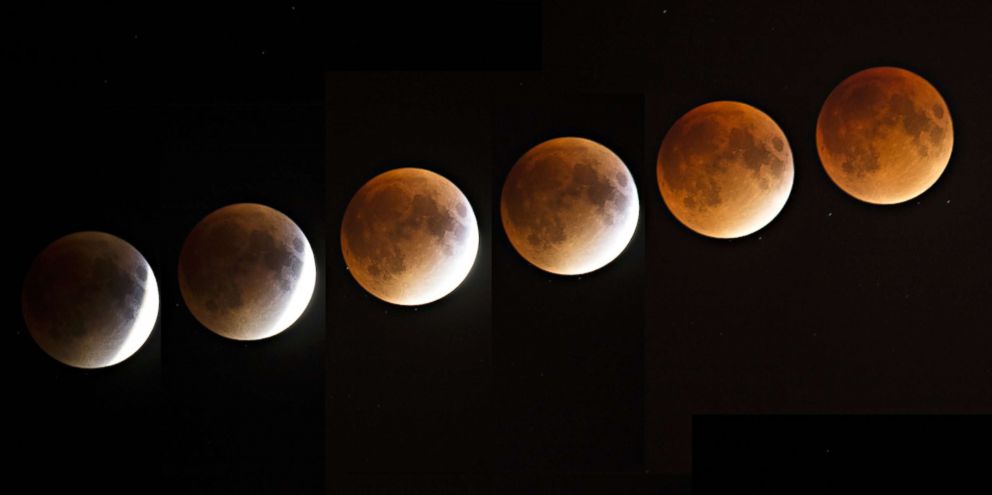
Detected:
[827,212,832,217]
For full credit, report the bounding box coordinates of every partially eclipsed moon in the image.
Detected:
[341,167,479,306]
[657,101,794,239]
[817,66,953,204]
[178,203,316,341]
[501,137,639,275]
[22,231,159,369]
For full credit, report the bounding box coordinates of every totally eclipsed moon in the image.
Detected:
[22,231,159,369]
[817,66,953,204]
[178,203,316,341]
[341,167,479,306]
[501,137,639,275]
[657,101,794,239]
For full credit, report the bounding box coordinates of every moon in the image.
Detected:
[657,101,794,239]
[500,137,639,275]
[341,167,479,306]
[178,203,316,341]
[22,232,159,369]
[817,66,953,204]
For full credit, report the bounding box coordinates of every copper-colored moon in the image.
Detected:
[657,101,794,239]
[178,203,316,341]
[501,137,639,275]
[817,66,953,204]
[341,167,479,306]
[22,232,159,369]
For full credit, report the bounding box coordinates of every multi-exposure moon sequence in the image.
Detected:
[178,203,317,341]
[22,231,159,369]
[501,137,639,275]
[657,101,794,239]
[817,66,953,205]
[18,66,957,360]
[341,167,480,306]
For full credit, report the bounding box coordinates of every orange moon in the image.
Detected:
[178,203,317,341]
[501,137,639,275]
[341,167,479,306]
[22,232,159,369]
[657,101,794,239]
[817,66,953,204]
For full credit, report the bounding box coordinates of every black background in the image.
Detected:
[10,1,992,493]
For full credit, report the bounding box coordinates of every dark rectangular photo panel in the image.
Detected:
[325,72,496,485]
[160,103,325,492]
[645,0,992,475]
[491,87,645,472]
[694,415,991,493]
[10,100,163,491]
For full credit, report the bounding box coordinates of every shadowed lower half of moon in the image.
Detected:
[22,231,159,369]
[817,66,953,204]
[178,203,316,341]
[657,101,794,239]
[501,137,639,275]
[341,167,479,306]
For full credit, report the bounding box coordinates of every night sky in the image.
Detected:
[10,1,992,493]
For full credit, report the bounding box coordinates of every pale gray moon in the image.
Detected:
[178,203,316,341]
[22,231,159,369]
[341,167,479,306]
[501,137,639,275]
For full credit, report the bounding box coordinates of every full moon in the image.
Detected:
[817,66,953,204]
[657,101,794,239]
[501,137,639,275]
[22,232,159,369]
[178,203,316,341]
[341,167,479,306]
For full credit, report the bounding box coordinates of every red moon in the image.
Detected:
[657,101,794,239]
[817,66,953,204]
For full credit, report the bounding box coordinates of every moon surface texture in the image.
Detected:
[501,137,639,275]
[22,232,159,369]
[178,203,316,341]
[341,167,479,306]
[657,101,794,239]
[817,66,953,204]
